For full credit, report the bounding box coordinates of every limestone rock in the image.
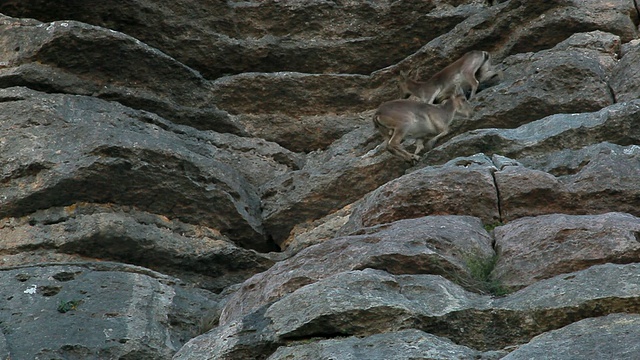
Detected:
[493,212,640,290]
[340,154,500,234]
[260,124,406,246]
[220,215,494,326]
[0,87,268,250]
[455,31,618,133]
[267,329,505,360]
[502,314,640,360]
[0,263,218,360]
[497,144,640,221]
[423,100,640,166]
[0,204,275,292]
[610,40,640,102]
[0,16,240,134]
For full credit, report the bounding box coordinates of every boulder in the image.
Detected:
[423,100,640,166]
[267,329,505,360]
[0,16,240,134]
[492,212,640,290]
[340,154,500,234]
[220,215,494,325]
[610,40,640,102]
[496,144,640,221]
[502,314,640,360]
[0,87,268,250]
[0,263,219,360]
[189,263,640,358]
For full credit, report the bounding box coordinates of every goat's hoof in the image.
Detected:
[409,155,421,165]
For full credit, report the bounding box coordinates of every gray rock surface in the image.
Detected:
[0,263,218,360]
[492,212,640,290]
[220,215,494,325]
[502,314,640,359]
[267,329,506,360]
[0,1,639,359]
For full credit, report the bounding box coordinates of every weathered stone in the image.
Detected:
[0,87,268,250]
[516,142,637,176]
[0,16,241,134]
[0,204,275,292]
[497,144,640,221]
[423,100,640,166]
[610,40,640,102]
[453,31,618,133]
[0,0,483,79]
[282,203,355,254]
[220,215,494,326]
[502,314,640,360]
[341,154,500,234]
[267,263,640,350]
[260,124,406,246]
[233,111,371,153]
[173,306,278,360]
[493,212,640,290]
[267,329,504,360]
[0,263,218,360]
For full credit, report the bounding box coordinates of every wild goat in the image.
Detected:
[371,94,472,164]
[399,50,499,104]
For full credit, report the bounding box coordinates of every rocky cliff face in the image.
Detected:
[1,0,639,359]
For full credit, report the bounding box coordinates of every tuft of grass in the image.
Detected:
[57,299,82,313]
[460,254,510,297]
[196,309,220,335]
[483,221,504,233]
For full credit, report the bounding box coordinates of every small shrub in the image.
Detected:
[460,254,510,297]
[196,309,220,335]
[483,221,504,233]
[57,299,82,313]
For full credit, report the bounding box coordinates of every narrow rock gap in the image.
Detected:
[490,169,503,226]
[607,82,618,104]
[633,0,640,24]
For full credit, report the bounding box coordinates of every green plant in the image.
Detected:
[483,221,504,233]
[196,309,220,335]
[57,299,82,313]
[461,254,510,297]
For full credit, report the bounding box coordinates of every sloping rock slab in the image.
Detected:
[267,329,504,360]
[0,0,483,78]
[220,215,494,325]
[0,15,240,134]
[610,40,640,102]
[176,263,640,358]
[492,212,640,290]
[260,124,406,246]
[0,204,275,292]
[0,87,267,250]
[0,263,218,360]
[502,314,640,360]
[268,263,640,350]
[340,154,500,234]
[424,100,640,166]
[496,144,640,221]
[455,30,618,133]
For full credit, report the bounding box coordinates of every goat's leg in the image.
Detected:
[426,129,449,151]
[387,129,420,163]
[467,76,480,100]
[414,138,425,156]
[365,117,392,157]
